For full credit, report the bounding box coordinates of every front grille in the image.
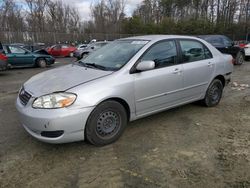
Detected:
[19,88,32,106]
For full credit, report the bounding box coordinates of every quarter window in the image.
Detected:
[141,40,177,68]
[179,40,212,63]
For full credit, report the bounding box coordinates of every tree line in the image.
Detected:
[0,0,249,44]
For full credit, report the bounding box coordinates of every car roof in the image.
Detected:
[120,35,202,42]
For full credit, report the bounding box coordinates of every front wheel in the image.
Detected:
[202,79,224,107]
[36,58,47,68]
[235,52,244,65]
[86,101,127,146]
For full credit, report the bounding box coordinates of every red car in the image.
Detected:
[0,43,8,71]
[47,44,77,57]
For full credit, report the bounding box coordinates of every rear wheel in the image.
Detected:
[86,101,127,146]
[36,58,47,68]
[235,52,244,65]
[202,79,224,107]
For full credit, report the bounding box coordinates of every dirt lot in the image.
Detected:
[0,58,250,188]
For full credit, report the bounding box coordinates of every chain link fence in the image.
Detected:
[0,31,138,45]
[1,31,248,46]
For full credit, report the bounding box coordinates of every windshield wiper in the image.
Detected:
[85,63,107,70]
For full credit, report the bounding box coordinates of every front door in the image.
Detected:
[50,45,61,56]
[133,40,184,117]
[7,46,33,66]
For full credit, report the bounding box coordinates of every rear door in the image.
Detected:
[133,40,184,116]
[178,39,215,101]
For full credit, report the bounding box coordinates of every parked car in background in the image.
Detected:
[73,41,109,60]
[16,35,233,146]
[77,44,88,50]
[244,43,250,60]
[3,44,55,68]
[198,35,245,65]
[46,44,77,57]
[0,53,8,71]
[235,40,249,49]
[0,42,8,71]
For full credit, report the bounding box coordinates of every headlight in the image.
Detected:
[32,92,77,109]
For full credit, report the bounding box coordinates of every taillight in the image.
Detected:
[0,53,7,61]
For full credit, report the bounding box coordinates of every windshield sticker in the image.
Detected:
[131,41,148,45]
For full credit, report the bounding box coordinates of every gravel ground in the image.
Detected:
[0,58,250,188]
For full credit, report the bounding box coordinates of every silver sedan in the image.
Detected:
[16,35,233,146]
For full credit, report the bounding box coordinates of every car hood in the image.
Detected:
[24,64,113,97]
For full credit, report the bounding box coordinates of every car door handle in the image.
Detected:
[173,68,182,74]
[208,62,214,67]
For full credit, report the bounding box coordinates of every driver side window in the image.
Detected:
[141,40,177,68]
[9,46,26,54]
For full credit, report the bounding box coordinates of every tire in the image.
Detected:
[36,58,47,68]
[202,79,224,107]
[86,100,127,146]
[235,52,244,65]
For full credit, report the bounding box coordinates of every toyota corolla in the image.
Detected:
[16,35,233,146]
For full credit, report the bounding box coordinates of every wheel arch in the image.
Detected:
[213,75,226,87]
[95,97,131,122]
[35,57,47,65]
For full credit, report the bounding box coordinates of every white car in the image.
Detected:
[244,43,250,61]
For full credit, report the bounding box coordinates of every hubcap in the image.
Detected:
[211,86,220,103]
[40,60,46,67]
[96,111,121,138]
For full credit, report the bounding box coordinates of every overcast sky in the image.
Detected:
[61,0,143,20]
[16,0,143,21]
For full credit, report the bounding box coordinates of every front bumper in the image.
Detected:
[46,57,55,65]
[16,97,94,144]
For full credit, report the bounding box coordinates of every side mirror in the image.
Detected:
[91,46,95,50]
[24,51,29,54]
[231,41,235,46]
[136,60,155,72]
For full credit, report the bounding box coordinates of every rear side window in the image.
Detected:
[222,36,233,47]
[179,40,212,63]
[141,40,177,68]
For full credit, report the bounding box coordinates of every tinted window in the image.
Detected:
[9,46,26,54]
[222,37,233,46]
[141,40,177,68]
[204,36,224,47]
[53,45,61,50]
[180,40,212,63]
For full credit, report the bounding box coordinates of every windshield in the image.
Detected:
[80,40,149,71]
